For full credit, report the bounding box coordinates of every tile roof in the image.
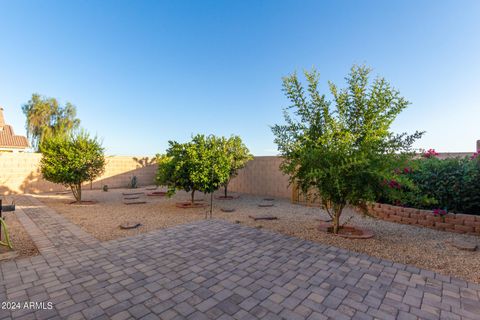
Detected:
[0,125,30,148]
[0,108,29,149]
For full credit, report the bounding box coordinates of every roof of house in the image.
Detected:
[0,107,29,149]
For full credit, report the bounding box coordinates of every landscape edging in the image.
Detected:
[369,203,480,235]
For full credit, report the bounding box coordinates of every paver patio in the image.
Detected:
[1,196,479,319]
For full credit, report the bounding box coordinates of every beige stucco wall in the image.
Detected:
[228,151,477,200]
[1,151,476,197]
[0,153,157,195]
[228,156,292,199]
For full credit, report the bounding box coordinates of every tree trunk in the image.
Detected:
[191,189,195,204]
[332,206,343,234]
[224,182,229,198]
[71,184,82,202]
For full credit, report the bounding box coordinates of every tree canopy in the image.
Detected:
[40,131,105,202]
[156,134,231,203]
[272,65,423,233]
[22,93,80,151]
[222,136,253,197]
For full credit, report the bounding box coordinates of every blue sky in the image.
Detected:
[1,0,479,156]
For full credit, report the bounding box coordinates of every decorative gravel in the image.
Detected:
[0,198,39,259]
[36,188,480,283]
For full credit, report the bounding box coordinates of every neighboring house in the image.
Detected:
[0,107,29,152]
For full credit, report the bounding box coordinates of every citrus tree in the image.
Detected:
[40,131,105,202]
[156,134,231,204]
[222,136,253,198]
[272,65,423,233]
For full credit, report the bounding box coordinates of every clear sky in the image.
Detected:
[1,0,479,156]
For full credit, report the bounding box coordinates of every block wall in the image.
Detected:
[0,153,157,194]
[228,156,292,198]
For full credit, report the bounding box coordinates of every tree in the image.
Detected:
[272,65,423,233]
[40,131,106,202]
[222,136,253,198]
[156,134,231,204]
[22,93,80,151]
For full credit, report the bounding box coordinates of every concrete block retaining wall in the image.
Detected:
[368,203,480,235]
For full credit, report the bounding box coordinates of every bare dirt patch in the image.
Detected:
[35,188,480,283]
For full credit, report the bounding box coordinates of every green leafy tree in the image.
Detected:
[40,131,106,202]
[156,134,231,204]
[22,93,81,151]
[272,65,423,233]
[222,136,253,198]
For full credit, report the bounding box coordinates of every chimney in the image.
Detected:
[0,107,5,128]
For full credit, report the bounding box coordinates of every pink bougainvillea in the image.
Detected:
[403,167,412,174]
[387,179,401,189]
[433,208,447,217]
[423,149,439,158]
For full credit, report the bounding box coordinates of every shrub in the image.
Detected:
[380,155,480,215]
[40,131,105,202]
[412,156,480,214]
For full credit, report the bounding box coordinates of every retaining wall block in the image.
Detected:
[398,211,411,218]
[417,220,434,227]
[456,213,476,223]
[415,210,428,220]
[434,222,451,230]
[444,214,457,223]
[401,217,418,225]
[454,224,475,233]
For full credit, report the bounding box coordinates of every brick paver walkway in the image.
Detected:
[1,196,479,319]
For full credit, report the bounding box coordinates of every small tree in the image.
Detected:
[222,136,253,198]
[40,131,105,202]
[22,94,80,151]
[272,65,423,233]
[156,134,230,204]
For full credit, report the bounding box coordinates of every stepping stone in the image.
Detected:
[123,196,140,200]
[122,192,144,196]
[263,198,275,201]
[175,202,208,209]
[258,203,274,207]
[315,217,333,223]
[147,191,167,196]
[221,208,236,213]
[216,195,240,200]
[449,240,478,251]
[145,186,158,190]
[69,200,97,205]
[120,222,142,229]
[249,215,278,221]
[123,200,147,205]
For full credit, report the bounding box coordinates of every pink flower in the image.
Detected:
[403,167,412,174]
[388,180,401,189]
[423,149,439,158]
[470,152,479,160]
[433,208,447,217]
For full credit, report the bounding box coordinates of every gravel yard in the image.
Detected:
[36,187,480,283]
[0,197,39,259]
